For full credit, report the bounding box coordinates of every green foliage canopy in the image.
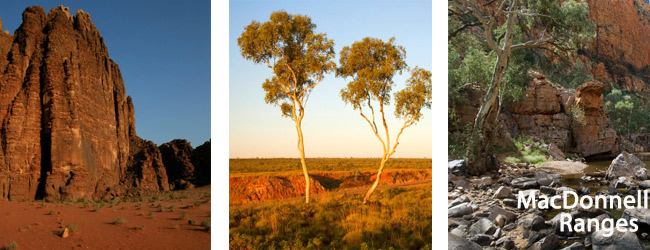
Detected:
[394,67,432,123]
[237,11,336,118]
[337,37,407,110]
[605,89,650,139]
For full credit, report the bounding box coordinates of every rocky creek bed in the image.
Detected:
[448,153,650,250]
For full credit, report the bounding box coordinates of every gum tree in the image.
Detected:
[448,0,595,174]
[337,37,432,204]
[237,11,336,203]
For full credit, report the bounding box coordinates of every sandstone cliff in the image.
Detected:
[583,0,650,92]
[0,6,173,201]
[571,81,620,157]
[506,72,620,159]
[510,73,572,152]
[453,71,620,159]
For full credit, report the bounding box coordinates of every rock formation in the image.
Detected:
[191,140,211,186]
[500,72,619,158]
[230,176,326,205]
[509,72,572,151]
[583,0,650,91]
[0,6,178,201]
[158,139,212,189]
[605,152,650,180]
[159,139,195,189]
[570,81,620,157]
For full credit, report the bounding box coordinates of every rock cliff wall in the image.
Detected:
[0,6,178,201]
[583,0,650,92]
[453,71,620,159]
[506,72,620,158]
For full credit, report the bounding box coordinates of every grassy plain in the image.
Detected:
[229,158,432,249]
[230,158,432,174]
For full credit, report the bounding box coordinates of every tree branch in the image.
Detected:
[367,94,379,134]
[448,21,482,40]
[511,36,553,51]
[359,106,387,151]
[387,117,416,159]
[376,95,390,154]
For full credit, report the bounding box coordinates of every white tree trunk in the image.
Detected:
[295,121,310,203]
[363,157,387,204]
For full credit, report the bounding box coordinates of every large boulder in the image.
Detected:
[622,207,650,228]
[468,218,497,235]
[528,234,559,250]
[605,152,650,180]
[546,143,566,160]
[448,159,466,176]
[591,230,643,250]
[448,233,482,250]
[448,202,474,218]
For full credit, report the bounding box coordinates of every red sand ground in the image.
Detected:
[0,186,211,250]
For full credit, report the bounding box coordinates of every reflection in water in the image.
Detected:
[544,160,650,247]
[551,161,630,220]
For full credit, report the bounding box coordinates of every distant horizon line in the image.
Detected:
[229,157,433,159]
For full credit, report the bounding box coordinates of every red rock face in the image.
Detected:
[572,81,620,158]
[509,72,573,151]
[229,176,326,205]
[504,73,619,158]
[583,0,650,91]
[0,6,170,201]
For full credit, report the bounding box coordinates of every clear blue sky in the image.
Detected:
[0,0,210,147]
[230,0,432,158]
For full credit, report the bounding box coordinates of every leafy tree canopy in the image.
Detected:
[237,10,336,118]
[337,37,407,110]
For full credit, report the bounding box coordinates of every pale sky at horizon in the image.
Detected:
[229,0,432,158]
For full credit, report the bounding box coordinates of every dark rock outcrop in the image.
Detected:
[159,139,195,189]
[191,140,210,186]
[0,6,172,200]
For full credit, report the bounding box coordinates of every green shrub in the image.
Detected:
[3,241,17,250]
[66,224,78,233]
[522,155,547,165]
[504,156,521,164]
[201,220,210,232]
[113,217,127,225]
